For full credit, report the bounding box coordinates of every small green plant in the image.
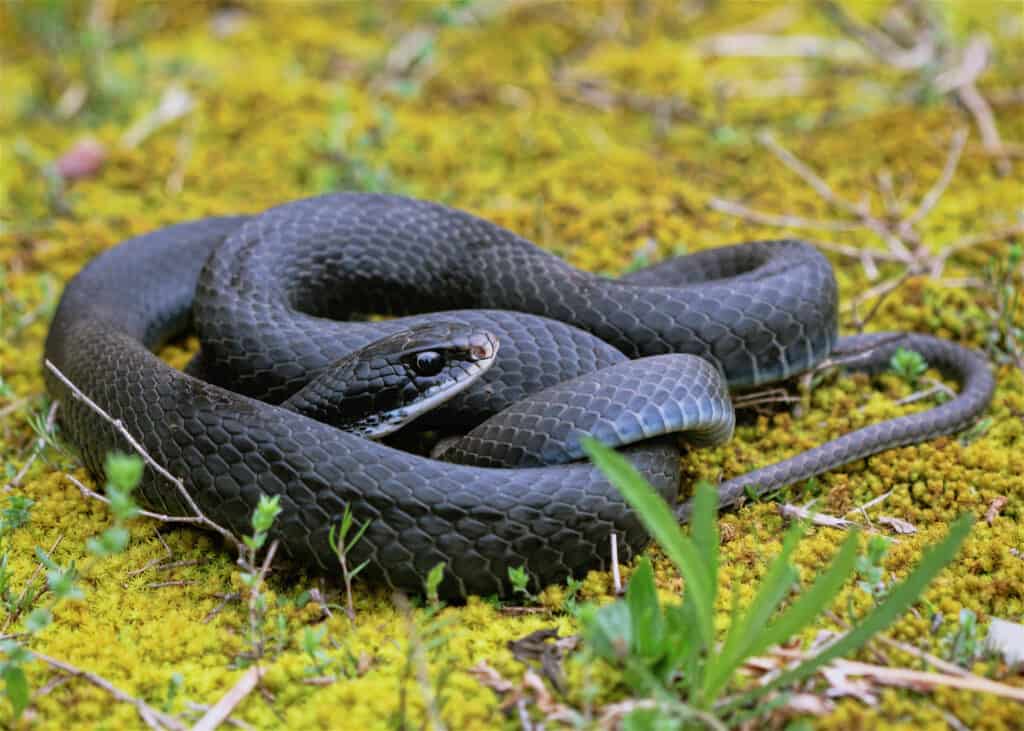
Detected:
[508,565,538,604]
[562,575,585,615]
[425,562,446,609]
[854,534,894,605]
[1,453,146,719]
[235,494,283,668]
[300,625,332,676]
[579,436,973,726]
[86,453,143,557]
[889,347,928,387]
[390,571,458,730]
[983,243,1023,371]
[328,504,371,621]
[162,672,184,714]
[1,496,34,533]
[945,608,982,667]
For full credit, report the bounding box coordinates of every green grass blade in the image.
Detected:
[703,523,802,701]
[752,530,860,654]
[627,557,664,661]
[582,437,716,650]
[690,479,719,610]
[722,514,973,713]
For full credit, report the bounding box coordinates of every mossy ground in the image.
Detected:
[1,1,1022,729]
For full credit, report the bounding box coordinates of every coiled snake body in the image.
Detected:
[44,193,994,597]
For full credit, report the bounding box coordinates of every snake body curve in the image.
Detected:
[44,193,995,597]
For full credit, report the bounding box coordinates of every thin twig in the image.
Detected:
[957,83,1012,177]
[202,592,242,624]
[610,532,622,595]
[848,271,914,332]
[126,559,203,578]
[45,359,241,551]
[899,128,968,241]
[192,665,264,731]
[708,197,862,233]
[32,651,186,731]
[65,473,211,528]
[845,489,894,517]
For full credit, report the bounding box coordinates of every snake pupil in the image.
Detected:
[412,351,445,377]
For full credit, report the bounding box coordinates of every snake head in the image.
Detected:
[281,323,499,438]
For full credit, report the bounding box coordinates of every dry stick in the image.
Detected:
[126,559,202,579]
[844,489,894,518]
[822,1,1011,178]
[707,197,863,233]
[848,270,914,332]
[44,359,241,552]
[843,274,914,318]
[192,666,265,731]
[825,610,970,678]
[933,222,1024,276]
[757,131,916,263]
[610,532,622,595]
[899,128,968,245]
[958,83,1012,178]
[31,651,186,731]
[242,539,280,667]
[185,702,255,731]
[64,473,212,529]
[145,580,198,590]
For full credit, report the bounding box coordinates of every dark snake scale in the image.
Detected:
[44,193,995,598]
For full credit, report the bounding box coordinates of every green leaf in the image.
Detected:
[2,664,29,719]
[425,562,446,602]
[755,531,860,653]
[626,557,663,662]
[689,479,719,612]
[251,495,282,534]
[704,524,802,701]
[725,514,973,712]
[582,437,716,652]
[104,453,144,491]
[87,525,130,556]
[580,600,633,662]
[25,607,52,633]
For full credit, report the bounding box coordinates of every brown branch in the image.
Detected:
[899,128,968,241]
[44,359,242,552]
[192,665,264,731]
[708,197,862,233]
[957,84,1012,177]
[64,473,212,529]
[31,651,186,731]
[757,131,916,262]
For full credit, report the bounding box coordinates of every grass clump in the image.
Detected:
[579,436,973,728]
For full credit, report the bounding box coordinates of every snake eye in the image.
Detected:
[412,351,445,377]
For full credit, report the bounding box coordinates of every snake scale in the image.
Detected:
[44,193,995,598]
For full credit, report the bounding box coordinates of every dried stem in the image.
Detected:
[44,359,241,552]
[31,651,186,731]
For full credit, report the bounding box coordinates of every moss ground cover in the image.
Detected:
[1,1,1022,728]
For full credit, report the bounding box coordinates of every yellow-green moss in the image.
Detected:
[1,1,1022,729]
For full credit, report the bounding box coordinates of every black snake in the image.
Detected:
[44,193,994,597]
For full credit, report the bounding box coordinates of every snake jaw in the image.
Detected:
[280,323,501,439]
